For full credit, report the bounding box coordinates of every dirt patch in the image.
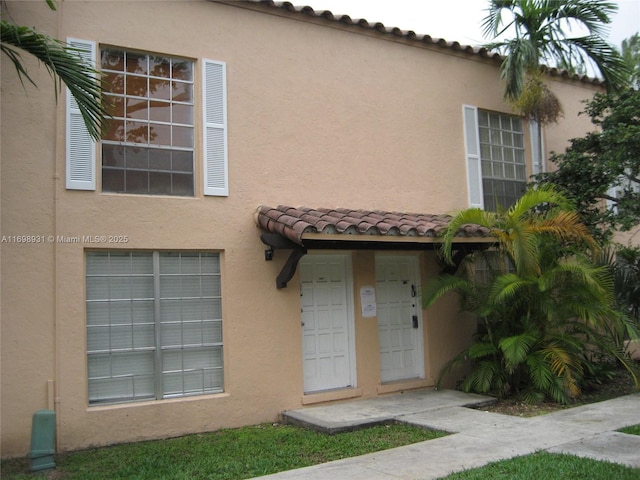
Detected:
[477,367,639,417]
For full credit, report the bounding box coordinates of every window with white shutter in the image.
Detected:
[66,38,96,190]
[463,106,526,211]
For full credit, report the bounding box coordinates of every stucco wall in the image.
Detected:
[1,0,602,456]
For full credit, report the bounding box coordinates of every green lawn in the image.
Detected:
[619,424,640,436]
[3,421,639,480]
[0,423,445,480]
[440,452,640,480]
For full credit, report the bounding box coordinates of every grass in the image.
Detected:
[440,452,640,479]
[0,422,446,480]
[619,424,640,436]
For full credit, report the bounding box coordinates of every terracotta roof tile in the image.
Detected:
[256,205,492,246]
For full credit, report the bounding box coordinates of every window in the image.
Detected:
[65,39,228,196]
[463,106,526,211]
[101,49,195,195]
[86,251,223,405]
[479,111,526,211]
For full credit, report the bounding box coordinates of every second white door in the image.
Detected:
[376,255,424,382]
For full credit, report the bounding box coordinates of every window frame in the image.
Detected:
[100,47,196,196]
[85,250,224,406]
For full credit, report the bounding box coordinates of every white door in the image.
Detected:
[376,255,424,382]
[300,255,355,393]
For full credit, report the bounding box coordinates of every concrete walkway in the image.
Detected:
[251,389,640,479]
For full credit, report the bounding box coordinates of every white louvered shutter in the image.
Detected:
[530,120,545,175]
[66,38,96,190]
[203,60,228,196]
[463,105,483,208]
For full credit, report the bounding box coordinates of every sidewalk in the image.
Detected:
[251,389,640,479]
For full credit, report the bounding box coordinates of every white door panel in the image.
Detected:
[300,255,355,393]
[376,256,424,382]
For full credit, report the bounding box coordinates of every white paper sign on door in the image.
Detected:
[360,286,377,318]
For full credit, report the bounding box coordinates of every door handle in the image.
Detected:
[412,315,418,328]
[411,284,417,297]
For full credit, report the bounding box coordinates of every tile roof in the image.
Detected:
[256,205,492,246]
[231,0,603,87]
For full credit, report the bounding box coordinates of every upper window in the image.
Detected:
[65,39,228,196]
[478,111,526,211]
[86,251,223,405]
[101,49,195,196]
[463,106,527,212]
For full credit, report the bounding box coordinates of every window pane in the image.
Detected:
[149,172,172,195]
[149,78,172,100]
[478,127,490,144]
[150,148,171,171]
[105,92,124,114]
[173,151,193,173]
[182,298,202,321]
[86,277,110,300]
[172,126,193,148]
[149,56,171,78]
[109,300,132,323]
[172,174,194,196]
[201,254,220,274]
[149,101,171,123]
[202,275,221,297]
[126,147,148,169]
[126,52,147,75]
[172,61,193,81]
[102,168,125,192]
[160,253,181,274]
[180,254,201,274]
[172,104,193,125]
[149,123,171,146]
[104,119,125,142]
[172,82,193,103]
[101,49,124,71]
[109,252,131,274]
[125,75,147,97]
[125,169,149,193]
[126,121,148,144]
[126,98,148,120]
[103,145,125,168]
[203,299,222,321]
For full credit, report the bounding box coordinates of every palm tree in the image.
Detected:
[1,0,108,140]
[482,0,629,104]
[425,186,639,403]
[482,1,629,190]
[621,33,640,88]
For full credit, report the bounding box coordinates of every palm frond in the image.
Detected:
[1,20,109,141]
[441,209,497,265]
[499,331,539,368]
[422,275,475,309]
[462,360,500,394]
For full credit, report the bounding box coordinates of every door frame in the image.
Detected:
[300,253,357,393]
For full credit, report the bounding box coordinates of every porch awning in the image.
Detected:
[255,205,496,288]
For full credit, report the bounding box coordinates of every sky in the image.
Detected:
[298,0,640,48]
